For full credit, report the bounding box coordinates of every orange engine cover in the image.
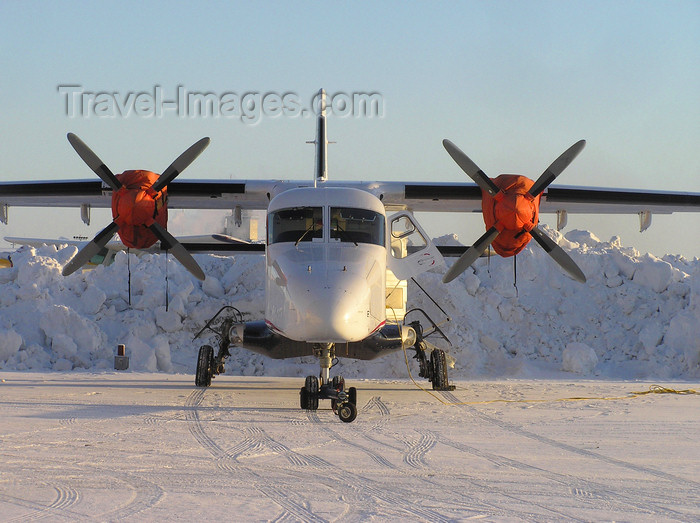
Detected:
[111,170,168,249]
[481,174,540,257]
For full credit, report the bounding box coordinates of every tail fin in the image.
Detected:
[313,89,328,184]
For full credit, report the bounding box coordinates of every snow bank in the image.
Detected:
[1,228,698,380]
[561,342,598,374]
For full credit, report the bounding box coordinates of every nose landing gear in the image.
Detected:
[300,344,358,423]
[300,375,358,423]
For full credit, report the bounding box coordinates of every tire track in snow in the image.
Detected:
[189,389,505,522]
[402,429,437,469]
[446,390,700,488]
[96,472,164,521]
[303,407,464,523]
[48,486,79,512]
[2,468,163,523]
[185,389,328,523]
[307,397,396,469]
[440,391,700,519]
[362,395,390,416]
[4,485,81,522]
[310,397,536,521]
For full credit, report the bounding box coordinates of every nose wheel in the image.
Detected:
[336,400,358,423]
[299,374,357,423]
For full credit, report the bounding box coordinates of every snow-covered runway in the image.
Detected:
[1,373,698,521]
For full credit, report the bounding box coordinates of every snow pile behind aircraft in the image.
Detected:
[0,226,698,380]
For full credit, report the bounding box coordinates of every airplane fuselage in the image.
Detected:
[265,186,387,343]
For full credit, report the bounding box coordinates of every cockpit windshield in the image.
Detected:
[330,207,385,246]
[268,206,385,246]
[268,207,323,244]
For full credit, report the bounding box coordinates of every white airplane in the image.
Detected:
[2,89,700,422]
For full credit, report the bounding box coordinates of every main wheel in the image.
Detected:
[304,375,319,411]
[348,386,357,406]
[337,401,357,423]
[195,345,214,387]
[430,349,449,390]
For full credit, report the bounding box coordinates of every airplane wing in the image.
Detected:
[370,182,700,214]
[3,235,127,252]
[4,234,264,257]
[2,179,700,216]
[0,179,274,211]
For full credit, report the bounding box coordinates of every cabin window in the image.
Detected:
[330,207,385,246]
[268,207,323,244]
[390,214,428,258]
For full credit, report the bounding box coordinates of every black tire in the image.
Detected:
[337,402,357,423]
[332,375,345,391]
[300,386,308,409]
[348,386,357,406]
[331,376,345,411]
[430,349,449,391]
[304,375,319,411]
[195,345,214,388]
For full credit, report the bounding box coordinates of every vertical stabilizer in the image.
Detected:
[314,89,328,184]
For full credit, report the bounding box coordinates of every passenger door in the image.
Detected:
[386,211,444,280]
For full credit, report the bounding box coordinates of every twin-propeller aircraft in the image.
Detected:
[2,90,699,422]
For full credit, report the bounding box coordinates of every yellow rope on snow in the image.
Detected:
[630,385,699,396]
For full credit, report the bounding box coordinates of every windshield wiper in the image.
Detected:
[295,223,317,246]
[334,221,358,246]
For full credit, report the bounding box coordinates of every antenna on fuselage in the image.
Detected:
[307,88,328,187]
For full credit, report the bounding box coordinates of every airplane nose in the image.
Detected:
[290,272,371,343]
[310,285,369,342]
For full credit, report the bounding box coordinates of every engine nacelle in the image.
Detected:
[481,174,541,257]
[111,170,168,249]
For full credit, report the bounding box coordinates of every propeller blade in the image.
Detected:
[529,226,586,283]
[62,221,119,276]
[151,137,211,193]
[67,133,122,191]
[442,226,499,283]
[148,222,205,280]
[528,139,586,197]
[442,139,501,197]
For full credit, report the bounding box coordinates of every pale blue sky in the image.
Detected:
[1,1,698,257]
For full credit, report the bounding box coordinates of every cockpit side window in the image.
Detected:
[268,207,323,244]
[330,207,385,246]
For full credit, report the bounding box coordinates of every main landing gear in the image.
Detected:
[300,344,358,423]
[405,311,455,391]
[194,306,241,388]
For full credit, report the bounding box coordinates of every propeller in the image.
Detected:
[529,226,586,283]
[152,137,210,193]
[67,133,122,191]
[442,139,500,197]
[62,222,119,276]
[442,226,499,283]
[528,139,586,197]
[442,139,586,284]
[148,222,205,281]
[63,134,209,280]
